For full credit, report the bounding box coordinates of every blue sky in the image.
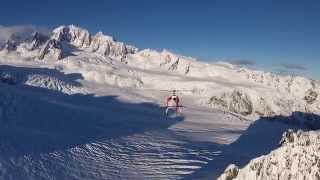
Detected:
[1,0,319,79]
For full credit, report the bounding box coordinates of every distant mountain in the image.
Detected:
[0,25,319,119]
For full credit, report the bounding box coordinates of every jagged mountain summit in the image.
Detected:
[0,25,319,119]
[40,25,137,60]
[0,25,137,60]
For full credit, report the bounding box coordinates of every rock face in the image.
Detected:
[90,32,137,57]
[229,91,253,116]
[218,164,239,180]
[218,130,320,180]
[29,32,49,50]
[1,33,22,52]
[168,58,180,71]
[208,90,253,116]
[39,39,64,60]
[305,89,318,104]
[2,40,17,51]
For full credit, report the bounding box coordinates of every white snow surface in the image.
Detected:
[218,130,320,180]
[0,25,319,180]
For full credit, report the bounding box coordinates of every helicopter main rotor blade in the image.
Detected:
[142,89,194,92]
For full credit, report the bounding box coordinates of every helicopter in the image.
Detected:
[144,89,193,117]
[164,89,183,115]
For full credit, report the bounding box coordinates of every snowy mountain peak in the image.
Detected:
[0,25,319,119]
[89,30,137,57]
[0,25,138,60]
[52,25,91,47]
[94,31,114,41]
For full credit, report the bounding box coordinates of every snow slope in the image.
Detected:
[218,129,320,180]
[0,25,319,180]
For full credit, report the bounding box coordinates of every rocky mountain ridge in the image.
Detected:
[0,25,319,119]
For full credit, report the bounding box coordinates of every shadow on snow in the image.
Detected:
[0,65,184,157]
[183,112,320,180]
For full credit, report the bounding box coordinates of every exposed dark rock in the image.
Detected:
[305,89,318,104]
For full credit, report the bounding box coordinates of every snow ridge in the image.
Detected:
[0,25,319,119]
[218,129,320,180]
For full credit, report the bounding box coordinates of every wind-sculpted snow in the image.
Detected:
[0,65,85,94]
[0,131,218,180]
[218,129,320,180]
[0,69,221,180]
